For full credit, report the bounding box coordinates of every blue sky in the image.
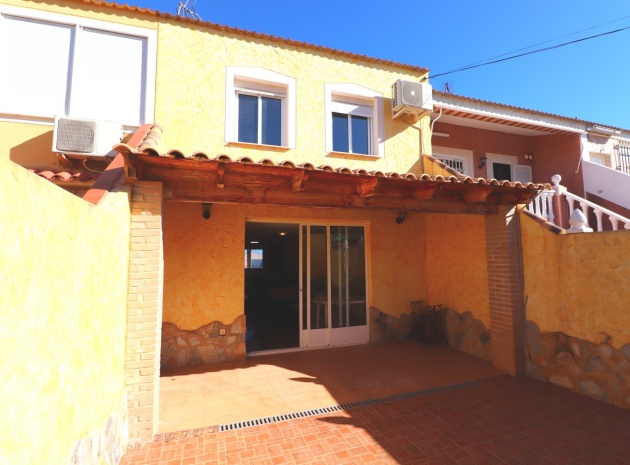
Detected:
[128,0,630,129]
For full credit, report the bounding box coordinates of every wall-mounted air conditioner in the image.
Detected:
[52,116,123,157]
[391,80,433,119]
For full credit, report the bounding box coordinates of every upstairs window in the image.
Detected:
[225,67,296,148]
[325,84,383,157]
[433,147,473,176]
[0,5,156,127]
[331,101,372,155]
[237,91,282,146]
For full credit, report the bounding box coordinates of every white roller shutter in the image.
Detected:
[0,15,72,118]
[512,165,533,184]
[71,27,147,125]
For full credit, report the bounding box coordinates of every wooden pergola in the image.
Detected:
[119,149,544,215]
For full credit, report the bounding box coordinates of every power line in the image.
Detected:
[442,14,630,75]
[431,25,630,78]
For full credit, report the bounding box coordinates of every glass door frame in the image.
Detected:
[300,221,369,349]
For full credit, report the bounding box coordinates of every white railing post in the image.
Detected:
[610,217,619,231]
[546,192,555,224]
[527,173,630,232]
[566,208,593,234]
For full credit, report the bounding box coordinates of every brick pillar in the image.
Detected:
[126,181,164,444]
[485,205,525,376]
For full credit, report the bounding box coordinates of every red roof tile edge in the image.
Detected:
[29,169,97,183]
[83,123,154,206]
[64,0,428,75]
[115,138,549,191]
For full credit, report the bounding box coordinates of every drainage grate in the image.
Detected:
[219,380,479,432]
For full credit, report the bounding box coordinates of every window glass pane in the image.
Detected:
[310,226,328,330]
[238,94,258,143]
[350,115,370,155]
[0,16,72,117]
[261,97,282,146]
[332,112,349,153]
[250,249,263,268]
[244,249,264,268]
[330,226,366,328]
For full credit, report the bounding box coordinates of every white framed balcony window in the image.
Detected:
[433,147,473,176]
[225,67,296,149]
[325,83,384,158]
[0,5,156,128]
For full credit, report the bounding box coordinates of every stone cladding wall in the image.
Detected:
[67,396,128,465]
[444,308,492,362]
[370,307,413,343]
[526,321,630,409]
[161,315,246,368]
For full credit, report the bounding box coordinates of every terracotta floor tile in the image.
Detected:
[123,348,630,465]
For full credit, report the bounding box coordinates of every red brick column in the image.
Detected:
[485,205,525,376]
[126,181,164,444]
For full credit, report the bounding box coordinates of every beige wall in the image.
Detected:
[521,211,630,348]
[163,202,428,330]
[425,213,490,327]
[155,19,431,173]
[0,159,130,464]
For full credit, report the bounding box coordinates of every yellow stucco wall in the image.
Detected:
[156,19,431,174]
[163,202,428,330]
[521,212,630,348]
[0,159,130,464]
[425,213,490,327]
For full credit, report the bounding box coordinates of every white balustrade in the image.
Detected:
[527,174,630,233]
[527,189,555,223]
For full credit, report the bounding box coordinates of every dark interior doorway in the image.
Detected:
[493,162,512,181]
[245,222,300,352]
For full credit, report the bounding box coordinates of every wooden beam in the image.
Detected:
[461,186,492,203]
[412,184,439,200]
[163,182,497,214]
[217,163,225,188]
[357,178,379,197]
[291,171,310,192]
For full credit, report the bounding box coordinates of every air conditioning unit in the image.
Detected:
[392,80,433,119]
[52,116,123,157]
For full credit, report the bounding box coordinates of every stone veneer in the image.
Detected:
[370,305,492,365]
[444,308,492,362]
[525,321,630,409]
[370,307,413,343]
[161,315,246,368]
[67,396,128,465]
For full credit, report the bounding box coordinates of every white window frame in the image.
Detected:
[433,147,473,176]
[325,83,383,158]
[486,153,532,183]
[0,4,156,128]
[225,67,296,149]
[588,152,612,168]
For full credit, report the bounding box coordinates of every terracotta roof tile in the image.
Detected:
[64,0,428,75]
[29,169,98,183]
[114,142,548,191]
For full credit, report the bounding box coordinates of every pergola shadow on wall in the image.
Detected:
[116,135,545,444]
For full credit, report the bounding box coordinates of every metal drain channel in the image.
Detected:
[219,380,479,432]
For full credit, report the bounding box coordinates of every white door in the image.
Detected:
[300,224,368,348]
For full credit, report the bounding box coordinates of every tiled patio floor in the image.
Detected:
[121,375,630,464]
[158,342,503,433]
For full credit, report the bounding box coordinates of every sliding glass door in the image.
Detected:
[300,224,368,348]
